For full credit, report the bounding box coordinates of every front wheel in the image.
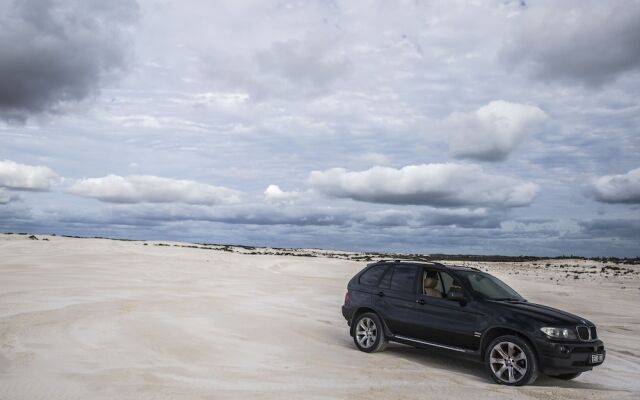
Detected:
[353,313,388,353]
[549,372,582,380]
[485,335,538,386]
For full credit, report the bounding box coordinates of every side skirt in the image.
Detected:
[390,334,481,357]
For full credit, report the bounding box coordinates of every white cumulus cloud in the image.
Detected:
[67,175,241,205]
[589,168,640,204]
[448,101,547,162]
[0,159,59,191]
[264,184,299,203]
[309,163,539,208]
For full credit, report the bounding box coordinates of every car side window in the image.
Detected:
[358,264,389,287]
[439,271,461,295]
[389,265,418,293]
[422,269,444,297]
[378,266,393,289]
[422,269,462,298]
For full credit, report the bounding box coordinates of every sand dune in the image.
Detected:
[1,234,639,399]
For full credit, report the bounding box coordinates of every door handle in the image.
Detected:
[415,299,425,305]
[377,291,385,297]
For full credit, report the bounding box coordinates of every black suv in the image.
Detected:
[341,261,605,386]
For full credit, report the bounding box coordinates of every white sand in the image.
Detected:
[1,234,639,399]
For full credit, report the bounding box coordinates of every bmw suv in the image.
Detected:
[341,260,605,386]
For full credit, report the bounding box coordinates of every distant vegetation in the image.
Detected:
[4,232,639,265]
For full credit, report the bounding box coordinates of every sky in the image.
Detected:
[1,0,639,257]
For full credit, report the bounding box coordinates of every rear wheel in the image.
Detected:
[485,335,538,386]
[353,313,388,353]
[549,372,582,380]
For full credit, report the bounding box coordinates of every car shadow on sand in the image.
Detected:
[370,343,611,391]
[383,343,486,380]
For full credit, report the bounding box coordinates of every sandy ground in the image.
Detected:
[1,234,639,399]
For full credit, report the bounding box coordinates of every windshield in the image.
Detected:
[455,271,524,301]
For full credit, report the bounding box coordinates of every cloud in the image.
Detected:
[65,203,354,228]
[362,207,501,229]
[578,219,640,240]
[0,0,139,121]
[588,168,640,204]
[0,159,59,191]
[501,1,640,87]
[263,184,299,203]
[355,152,390,166]
[203,35,350,99]
[448,100,547,162]
[0,188,19,204]
[254,37,350,97]
[416,208,502,229]
[61,201,504,231]
[309,163,539,208]
[67,175,241,205]
[360,209,413,227]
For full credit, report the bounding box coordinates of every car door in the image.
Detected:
[413,267,484,350]
[373,263,421,336]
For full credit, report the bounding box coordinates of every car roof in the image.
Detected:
[366,259,480,272]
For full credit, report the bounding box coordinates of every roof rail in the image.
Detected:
[366,259,446,267]
[366,259,395,267]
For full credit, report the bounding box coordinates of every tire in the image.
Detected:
[549,372,582,380]
[353,312,388,353]
[485,335,539,386]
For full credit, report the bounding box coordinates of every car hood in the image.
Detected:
[490,300,592,326]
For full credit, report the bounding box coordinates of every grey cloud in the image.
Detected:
[254,38,350,97]
[588,168,640,204]
[360,209,413,227]
[578,219,640,240]
[66,175,242,205]
[0,188,19,204]
[309,164,539,208]
[203,35,350,100]
[501,1,640,87]
[64,203,355,228]
[0,0,139,121]
[514,218,554,225]
[448,100,547,162]
[55,201,506,231]
[418,209,502,229]
[362,208,502,229]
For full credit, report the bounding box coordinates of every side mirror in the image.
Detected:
[447,287,466,302]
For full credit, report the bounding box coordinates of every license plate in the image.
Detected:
[591,353,604,363]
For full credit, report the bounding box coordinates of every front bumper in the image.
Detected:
[534,338,605,375]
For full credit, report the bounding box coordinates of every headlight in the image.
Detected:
[540,327,577,340]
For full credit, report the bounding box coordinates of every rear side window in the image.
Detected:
[390,265,418,293]
[378,266,393,289]
[359,264,389,286]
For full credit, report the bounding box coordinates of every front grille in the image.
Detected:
[577,326,590,341]
[590,326,598,339]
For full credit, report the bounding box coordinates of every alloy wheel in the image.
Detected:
[355,317,377,349]
[489,341,528,384]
